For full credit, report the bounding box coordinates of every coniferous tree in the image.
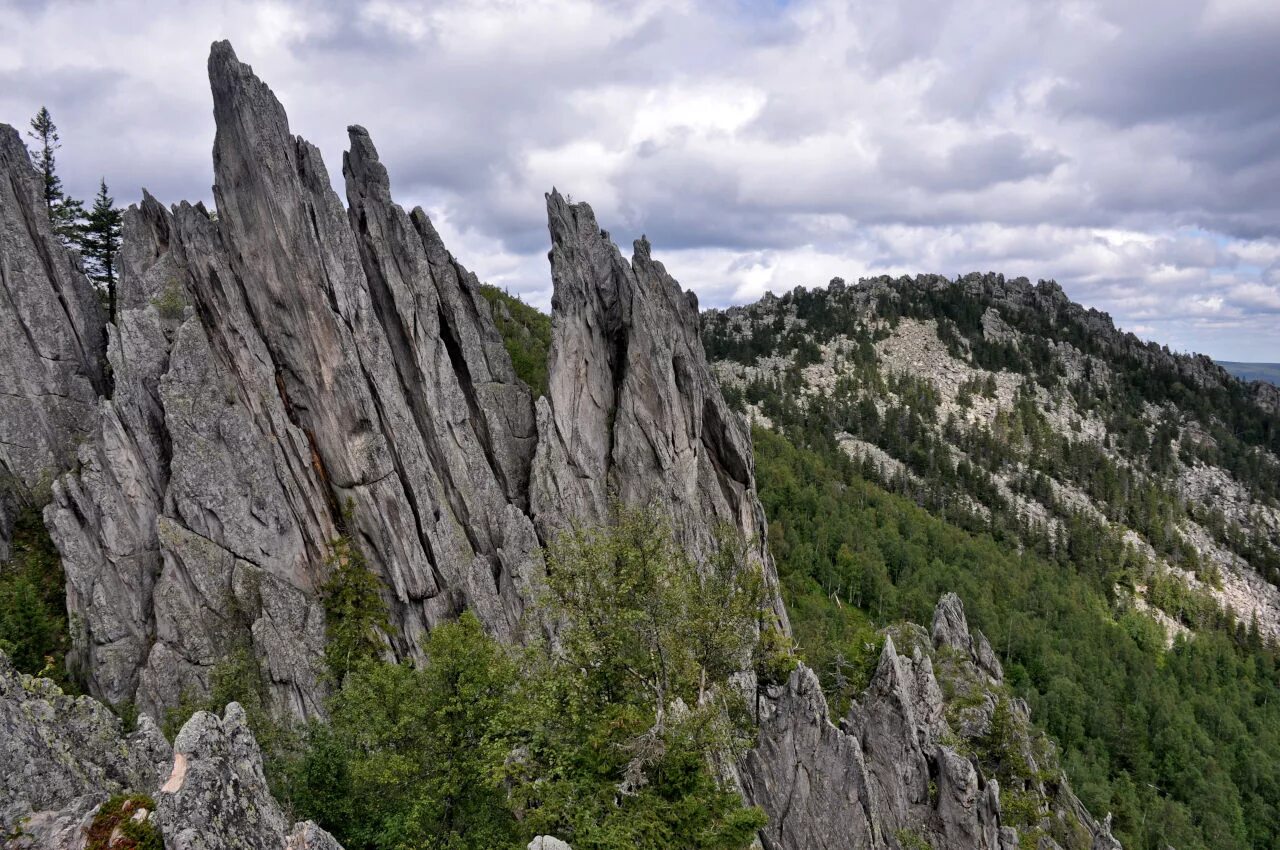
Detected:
[27,106,84,248]
[27,107,61,214]
[82,179,124,319]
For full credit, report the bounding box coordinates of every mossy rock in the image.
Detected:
[85,794,162,850]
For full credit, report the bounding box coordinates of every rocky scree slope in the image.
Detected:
[706,275,1280,644]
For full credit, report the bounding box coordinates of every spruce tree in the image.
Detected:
[27,107,61,214]
[82,179,124,319]
[27,106,84,248]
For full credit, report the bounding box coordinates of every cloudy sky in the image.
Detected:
[2,0,1278,359]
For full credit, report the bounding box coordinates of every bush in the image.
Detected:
[282,509,772,850]
[85,794,162,850]
[0,507,71,684]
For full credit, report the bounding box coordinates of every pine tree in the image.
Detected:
[82,179,124,319]
[27,107,84,248]
[28,107,61,214]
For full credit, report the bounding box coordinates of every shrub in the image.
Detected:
[0,506,71,684]
[85,794,162,850]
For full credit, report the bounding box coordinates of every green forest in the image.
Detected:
[755,423,1280,850]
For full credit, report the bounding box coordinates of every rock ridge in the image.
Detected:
[741,594,1121,850]
[33,40,781,721]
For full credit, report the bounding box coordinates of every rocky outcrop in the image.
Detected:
[41,40,780,722]
[531,193,786,627]
[0,649,342,850]
[740,595,1120,850]
[155,703,342,850]
[0,649,168,844]
[0,123,106,560]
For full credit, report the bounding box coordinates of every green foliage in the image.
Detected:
[0,507,72,685]
[27,107,85,248]
[319,535,392,684]
[479,284,552,398]
[82,178,124,318]
[283,614,521,850]
[85,794,162,850]
[894,828,933,850]
[281,511,771,850]
[753,426,1280,850]
[149,280,187,321]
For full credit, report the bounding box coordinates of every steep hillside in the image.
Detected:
[706,275,1280,849]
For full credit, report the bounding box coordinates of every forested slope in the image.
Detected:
[705,275,1280,849]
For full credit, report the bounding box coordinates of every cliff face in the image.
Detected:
[0,124,107,561]
[37,41,777,722]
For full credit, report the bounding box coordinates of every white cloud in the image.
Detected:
[1,0,1277,359]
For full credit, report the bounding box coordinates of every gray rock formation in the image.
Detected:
[527,838,574,850]
[155,702,342,850]
[0,123,106,560]
[0,650,342,850]
[530,193,787,627]
[43,40,779,722]
[740,595,1120,850]
[0,649,168,843]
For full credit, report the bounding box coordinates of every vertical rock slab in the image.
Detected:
[0,123,106,558]
[206,41,542,650]
[49,191,337,716]
[531,191,786,626]
[342,124,544,646]
[49,41,551,716]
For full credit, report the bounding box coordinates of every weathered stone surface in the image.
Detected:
[530,192,787,627]
[156,702,344,850]
[48,191,336,718]
[46,41,784,721]
[931,591,973,655]
[527,838,574,850]
[0,123,106,559]
[0,649,169,840]
[741,595,1120,850]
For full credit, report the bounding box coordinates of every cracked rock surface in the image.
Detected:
[41,40,780,724]
[0,124,106,561]
[739,594,1121,850]
[0,649,169,844]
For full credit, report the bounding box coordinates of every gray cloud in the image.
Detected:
[0,0,1277,359]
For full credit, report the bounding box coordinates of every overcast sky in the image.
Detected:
[2,0,1278,360]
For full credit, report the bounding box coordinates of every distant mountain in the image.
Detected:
[705,273,1280,849]
[1219,360,1280,386]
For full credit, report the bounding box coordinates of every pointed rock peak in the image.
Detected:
[344,124,391,197]
[545,188,603,241]
[632,235,652,265]
[0,122,29,165]
[207,39,295,178]
[932,592,973,654]
[868,634,905,696]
